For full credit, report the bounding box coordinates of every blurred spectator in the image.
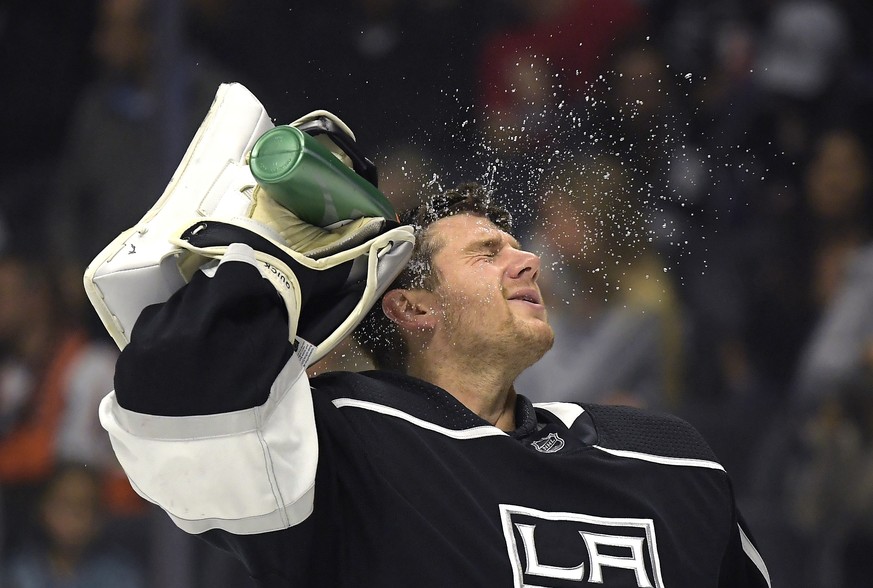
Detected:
[572,38,753,407]
[794,242,873,410]
[740,125,873,406]
[0,1,97,255]
[647,0,763,82]
[592,38,711,245]
[663,0,873,405]
[802,127,873,305]
[0,253,134,559]
[789,376,873,586]
[741,126,873,587]
[716,0,873,193]
[515,153,687,410]
[3,462,144,588]
[47,0,231,324]
[748,371,873,588]
[471,0,647,238]
[755,0,850,103]
[476,0,646,111]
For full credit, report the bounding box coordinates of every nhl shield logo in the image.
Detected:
[531,432,565,453]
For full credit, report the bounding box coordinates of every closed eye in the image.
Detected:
[464,233,522,262]
[472,238,502,255]
[464,239,501,263]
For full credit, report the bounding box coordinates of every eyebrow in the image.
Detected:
[464,233,522,252]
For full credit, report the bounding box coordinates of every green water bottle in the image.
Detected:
[248,125,396,227]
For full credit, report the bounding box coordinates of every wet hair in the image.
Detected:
[353,181,512,372]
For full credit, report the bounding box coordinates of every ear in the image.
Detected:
[382,289,438,331]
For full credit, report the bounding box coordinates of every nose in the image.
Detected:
[508,248,541,281]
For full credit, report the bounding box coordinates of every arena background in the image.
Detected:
[1,1,872,586]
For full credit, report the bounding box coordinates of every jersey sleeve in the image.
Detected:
[99,251,319,535]
[719,511,772,587]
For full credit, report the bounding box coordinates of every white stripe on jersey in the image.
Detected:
[533,402,585,428]
[592,445,726,472]
[332,398,509,439]
[739,523,772,587]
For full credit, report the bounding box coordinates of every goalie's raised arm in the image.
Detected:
[91,83,412,537]
[101,240,319,535]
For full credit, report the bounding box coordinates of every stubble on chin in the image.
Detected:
[478,310,555,371]
[514,314,555,368]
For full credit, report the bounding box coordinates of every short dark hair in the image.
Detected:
[353,181,512,372]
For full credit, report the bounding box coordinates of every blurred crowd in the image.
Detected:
[1,0,872,586]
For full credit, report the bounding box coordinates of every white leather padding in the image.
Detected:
[99,353,319,535]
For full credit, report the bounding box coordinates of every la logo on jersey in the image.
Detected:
[499,504,666,587]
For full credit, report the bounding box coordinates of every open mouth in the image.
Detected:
[508,289,542,305]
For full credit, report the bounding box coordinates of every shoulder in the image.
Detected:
[310,370,400,400]
[311,370,494,432]
[580,403,721,465]
[311,370,446,405]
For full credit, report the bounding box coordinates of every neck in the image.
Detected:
[407,347,519,431]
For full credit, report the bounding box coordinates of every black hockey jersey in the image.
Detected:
[101,251,771,587]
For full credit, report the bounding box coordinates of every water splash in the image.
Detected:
[374,40,771,311]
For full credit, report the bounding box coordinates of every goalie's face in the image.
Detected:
[424,213,554,367]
